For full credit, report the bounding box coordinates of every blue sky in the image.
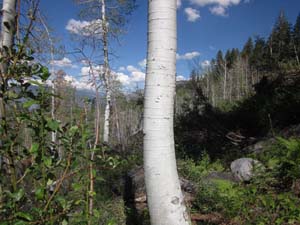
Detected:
[40,0,300,89]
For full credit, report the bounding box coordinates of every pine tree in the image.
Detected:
[268,11,293,65]
[242,37,253,59]
[292,13,300,67]
[251,36,268,72]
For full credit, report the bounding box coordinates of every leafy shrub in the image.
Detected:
[178,152,224,183]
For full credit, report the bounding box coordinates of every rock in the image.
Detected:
[242,138,276,154]
[230,158,265,182]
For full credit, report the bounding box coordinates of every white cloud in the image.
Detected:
[118,66,126,71]
[50,57,76,68]
[66,19,103,37]
[177,51,200,60]
[201,60,211,69]
[184,7,201,22]
[209,5,227,16]
[50,73,94,90]
[131,71,145,82]
[115,72,131,86]
[177,0,182,8]
[190,0,241,7]
[114,64,146,87]
[138,59,147,68]
[190,0,243,16]
[80,65,103,77]
[176,75,187,81]
[127,65,140,73]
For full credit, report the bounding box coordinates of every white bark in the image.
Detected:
[0,0,16,54]
[39,12,58,157]
[223,60,227,100]
[103,88,111,143]
[143,0,190,224]
[0,0,17,170]
[101,0,111,144]
[0,0,17,114]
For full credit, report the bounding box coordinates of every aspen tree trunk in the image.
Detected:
[143,0,191,224]
[101,0,111,144]
[245,60,248,95]
[223,61,227,100]
[229,72,232,102]
[212,83,215,107]
[0,0,17,172]
[39,13,58,158]
[87,60,101,224]
[293,42,300,68]
[0,0,16,122]
[206,72,209,98]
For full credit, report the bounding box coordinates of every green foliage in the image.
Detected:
[0,41,125,224]
[189,138,300,224]
[194,179,243,219]
[258,137,300,188]
[178,153,224,183]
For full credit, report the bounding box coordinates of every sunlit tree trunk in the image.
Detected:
[101,0,111,144]
[223,60,227,100]
[0,0,17,172]
[39,12,58,158]
[143,0,191,224]
[0,0,16,122]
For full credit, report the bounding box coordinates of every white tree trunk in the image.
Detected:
[143,0,190,224]
[0,0,17,170]
[223,61,227,100]
[39,12,58,158]
[0,0,17,114]
[0,0,16,55]
[103,88,111,143]
[101,0,111,144]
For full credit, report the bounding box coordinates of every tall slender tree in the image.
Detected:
[292,14,300,68]
[143,0,191,224]
[74,0,135,144]
[0,0,17,170]
[101,0,111,143]
[0,0,17,122]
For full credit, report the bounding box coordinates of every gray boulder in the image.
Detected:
[230,158,265,182]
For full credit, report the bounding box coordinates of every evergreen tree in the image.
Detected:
[294,14,300,50]
[251,36,269,72]
[292,13,300,67]
[268,11,293,65]
[242,37,253,59]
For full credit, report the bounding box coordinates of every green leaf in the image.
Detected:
[41,66,50,81]
[35,188,44,200]
[88,191,96,197]
[62,220,68,225]
[12,221,27,225]
[93,209,101,218]
[28,80,43,87]
[23,100,39,108]
[69,126,79,136]
[15,212,32,221]
[44,157,52,168]
[30,143,39,154]
[13,189,25,202]
[46,119,60,131]
[72,183,82,192]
